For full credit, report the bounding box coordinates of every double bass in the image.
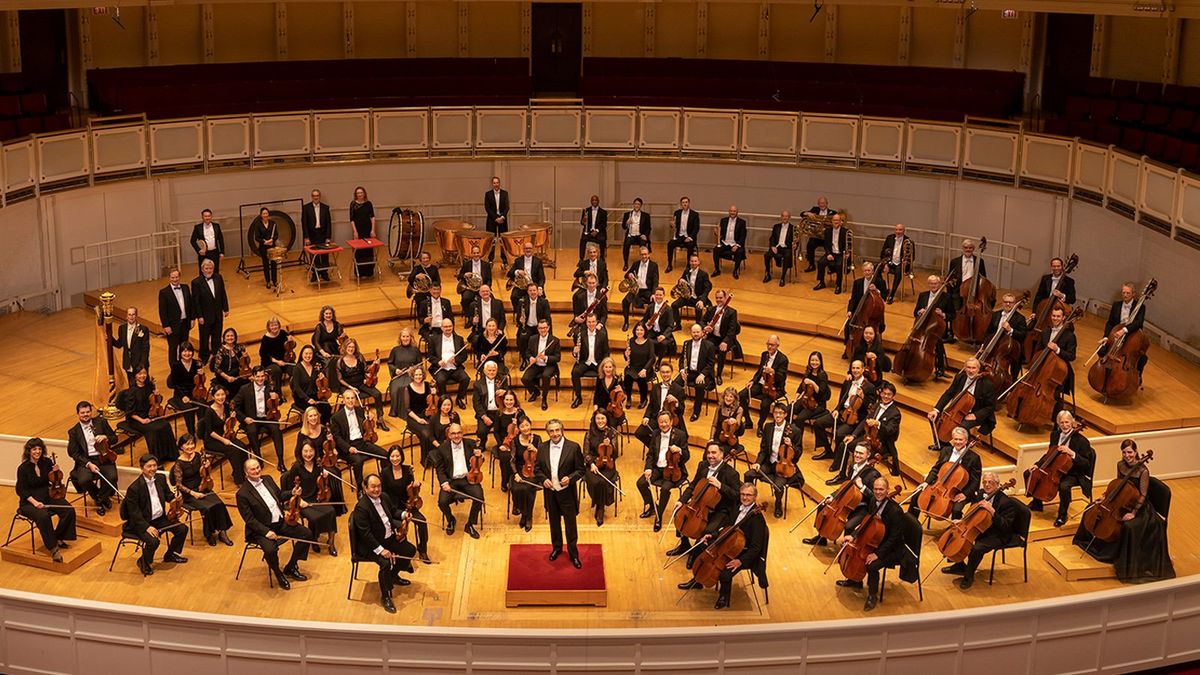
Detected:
[936,478,1017,562]
[892,273,957,383]
[813,453,881,541]
[837,485,902,582]
[1081,450,1153,543]
[1023,253,1079,363]
[843,258,887,359]
[952,237,996,344]
[1024,418,1085,503]
[1087,278,1157,401]
[673,460,727,539]
[1002,306,1084,427]
[689,502,767,588]
[977,290,1030,393]
[915,436,980,520]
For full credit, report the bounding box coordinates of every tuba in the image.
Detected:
[670,277,693,300]
[506,269,531,292]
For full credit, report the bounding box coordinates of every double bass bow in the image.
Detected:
[1023,253,1079,362]
[1087,278,1157,401]
[843,258,887,359]
[952,237,996,345]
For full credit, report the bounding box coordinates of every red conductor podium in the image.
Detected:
[505,544,607,607]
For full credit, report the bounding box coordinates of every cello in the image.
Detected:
[843,258,887,359]
[952,237,996,345]
[1087,278,1157,401]
[933,378,977,444]
[1081,450,1153,543]
[1002,306,1084,427]
[1024,418,1085,503]
[977,290,1030,394]
[673,460,727,539]
[1024,253,1079,363]
[916,436,981,520]
[892,273,957,383]
[936,478,1017,562]
[813,453,881,541]
[689,502,767,588]
[837,485,902,583]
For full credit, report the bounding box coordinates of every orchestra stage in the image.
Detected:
[0,246,1197,628]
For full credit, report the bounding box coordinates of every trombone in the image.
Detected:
[842,226,855,281]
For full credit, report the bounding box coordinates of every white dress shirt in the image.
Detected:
[202,223,217,250]
[585,331,599,366]
[253,384,267,418]
[549,440,566,490]
[450,442,468,479]
[677,210,690,237]
[656,434,671,468]
[637,261,648,288]
[961,256,976,281]
[369,495,393,555]
[145,476,164,520]
[346,409,362,441]
[628,211,641,236]
[769,426,785,463]
[830,227,842,254]
[689,339,703,371]
[722,219,738,246]
[891,236,904,265]
[81,422,98,457]
[171,284,187,316]
[440,335,457,369]
[251,479,283,522]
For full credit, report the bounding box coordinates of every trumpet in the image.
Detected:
[670,277,693,300]
[506,269,531,292]
[457,272,482,295]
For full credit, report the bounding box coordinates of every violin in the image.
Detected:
[838,382,864,426]
[406,479,423,511]
[237,351,252,378]
[915,437,980,520]
[663,444,683,483]
[843,258,887,359]
[663,396,681,429]
[892,273,956,383]
[320,434,338,469]
[466,452,484,485]
[952,237,996,344]
[1024,253,1079,363]
[315,370,332,400]
[795,377,819,410]
[933,379,977,444]
[774,436,798,479]
[595,435,615,471]
[936,478,1017,562]
[977,290,1030,393]
[192,370,209,402]
[223,410,239,438]
[47,452,67,500]
[863,352,879,384]
[148,379,166,418]
[364,349,382,388]
[266,396,281,422]
[522,442,538,481]
[863,417,883,455]
[284,476,303,526]
[425,391,439,419]
[674,459,729,540]
[606,385,626,421]
[1087,278,1157,401]
[167,461,185,524]
[316,470,331,503]
[762,367,779,402]
[283,336,297,362]
[1024,419,1085,503]
[362,410,379,443]
[1003,306,1084,427]
[1081,450,1153,543]
[690,502,767,588]
[94,435,118,464]
[198,449,214,493]
[813,453,881,541]
[719,414,740,447]
[838,485,903,582]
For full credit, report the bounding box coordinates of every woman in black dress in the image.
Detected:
[404,366,437,467]
[711,386,748,462]
[166,341,202,435]
[430,395,460,453]
[472,318,508,379]
[508,416,541,531]
[623,322,655,407]
[791,351,834,456]
[249,207,279,289]
[492,390,524,492]
[291,345,332,424]
[293,405,349,510]
[387,328,421,418]
[285,441,342,556]
[592,356,627,429]
[15,437,76,561]
[260,317,293,392]
[120,367,177,462]
[311,305,344,366]
[378,445,431,562]
[196,385,245,485]
[583,410,620,526]
[349,186,377,278]
[333,337,388,431]
[210,327,250,396]
[850,325,891,382]
[169,433,234,546]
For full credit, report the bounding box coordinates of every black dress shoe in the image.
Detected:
[571,556,582,569]
[283,566,307,581]
[207,533,218,546]
[464,524,480,539]
[395,577,412,586]
[418,551,432,563]
[381,596,396,613]
[958,576,975,590]
[715,597,729,610]
[665,265,673,274]
[942,563,967,575]
[540,400,548,411]
[732,270,740,280]
[445,517,457,535]
[802,536,827,546]
[689,413,700,422]
[638,399,648,409]
[803,264,816,273]
[526,390,538,402]
[825,475,846,486]
[378,420,391,432]
[596,513,604,527]
[836,579,863,588]
[164,553,188,564]
[886,297,894,305]
[677,579,702,590]
[834,286,842,295]
[774,505,783,519]
[653,519,662,532]
[523,522,532,532]
[640,506,654,519]
[570,397,582,409]
[549,549,562,562]
[666,543,688,557]
[779,279,786,287]
[864,595,878,611]
[274,571,291,590]
[328,543,338,557]
[813,282,826,291]
[1028,500,1044,512]
[1054,517,1066,527]
[219,531,234,546]
[763,274,772,283]
[812,451,833,461]
[96,504,107,516]
[138,559,154,576]
[711,270,722,277]
[621,322,629,332]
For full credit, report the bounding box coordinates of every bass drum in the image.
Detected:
[389,208,425,261]
[246,210,297,256]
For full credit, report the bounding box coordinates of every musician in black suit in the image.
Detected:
[66,401,119,514]
[987,292,1029,382]
[114,306,151,380]
[696,292,739,387]
[741,336,789,432]
[1032,256,1077,309]
[637,361,689,446]
[941,471,1020,589]
[679,481,768,610]
[456,245,493,320]
[426,319,471,407]
[637,411,690,531]
[1100,282,1149,379]
[235,457,311,589]
[1026,410,1094,527]
[802,444,882,545]
[844,262,890,343]
[232,368,287,472]
[507,241,546,311]
[515,283,552,348]
[353,474,417,613]
[643,287,677,362]
[433,423,484,538]
[668,442,741,559]
[521,320,560,411]
[1036,305,1079,417]
[822,361,877,470]
[331,389,387,489]
[946,238,988,338]
[579,194,608,259]
[158,269,193,367]
[801,196,836,271]
[16,438,77,562]
[536,420,587,567]
[468,284,506,338]
[191,259,229,362]
[666,196,701,273]
[571,273,609,333]
[570,314,610,407]
[484,176,510,263]
[416,284,454,343]
[837,476,908,611]
[928,358,996,441]
[573,244,609,290]
[841,381,902,478]
[911,426,983,519]
[744,405,804,518]
[879,223,911,303]
[712,205,747,279]
[670,253,712,329]
[763,211,796,287]
[123,454,188,576]
[189,209,225,274]
[620,246,659,330]
[619,197,651,267]
[814,213,849,293]
[301,188,334,281]
[915,274,954,378]
[679,324,717,422]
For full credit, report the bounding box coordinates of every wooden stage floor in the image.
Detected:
[0,247,1197,628]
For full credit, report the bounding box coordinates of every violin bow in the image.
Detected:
[824,541,851,575]
[446,487,486,504]
[322,468,358,491]
[96,471,126,501]
[273,535,326,547]
[352,447,390,461]
[593,469,626,497]
[659,502,684,545]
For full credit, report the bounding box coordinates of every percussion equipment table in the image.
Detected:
[304,243,344,289]
[347,237,385,285]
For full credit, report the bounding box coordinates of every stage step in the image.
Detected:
[1043,544,1116,581]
